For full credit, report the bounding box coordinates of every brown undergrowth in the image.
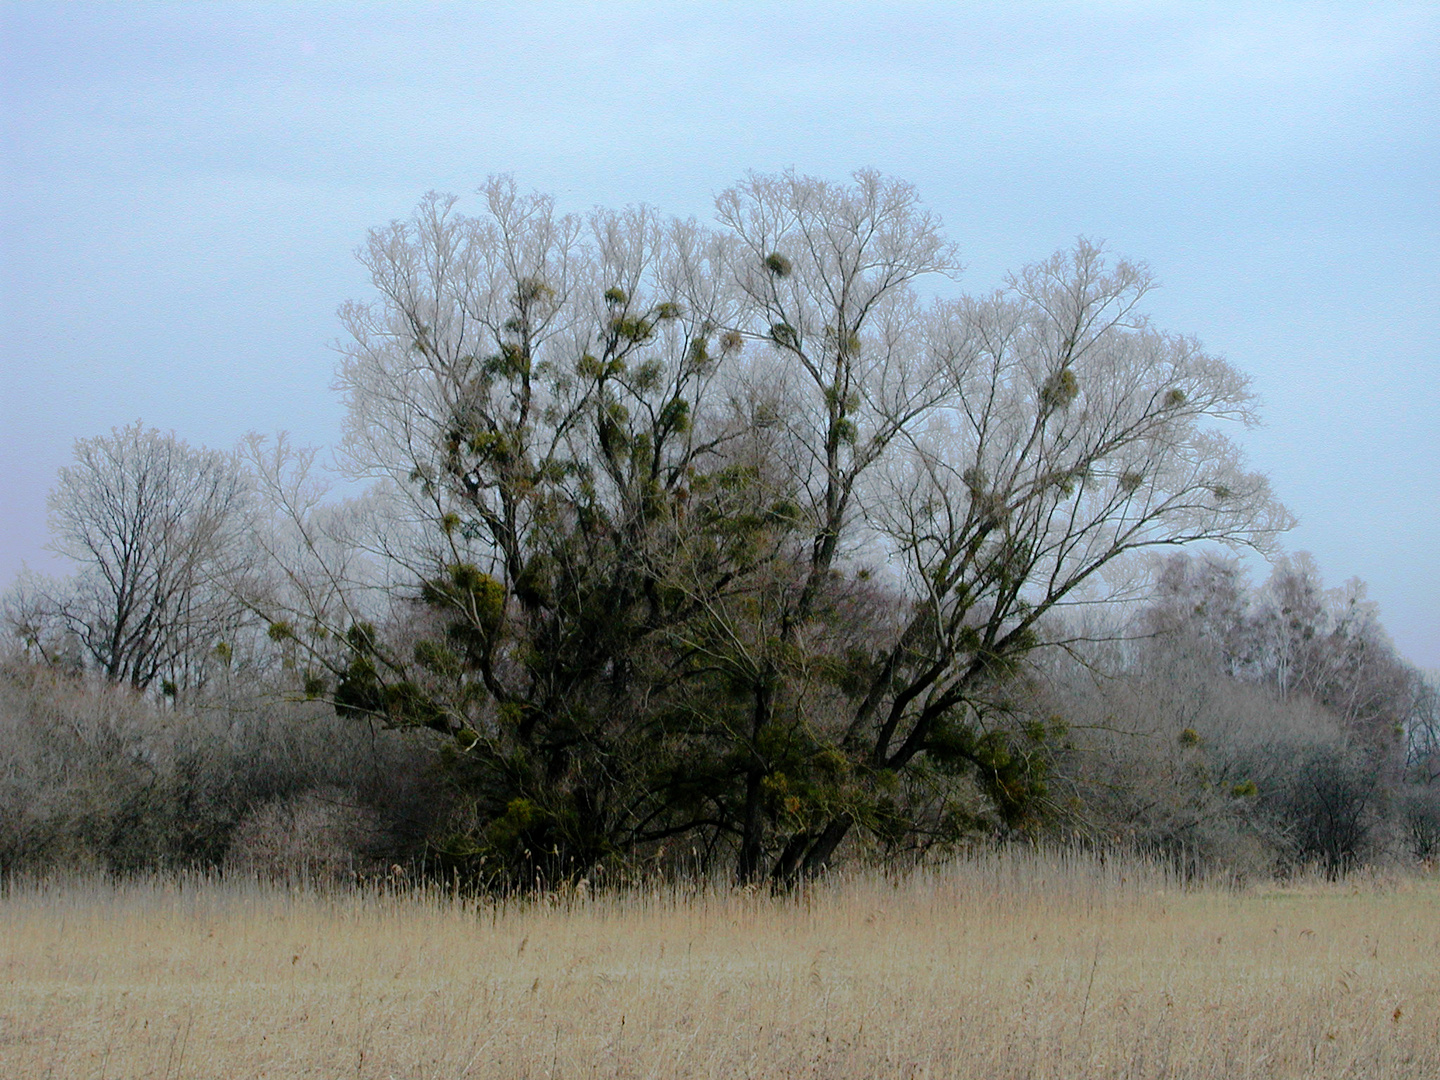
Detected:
[2,850,1437,1079]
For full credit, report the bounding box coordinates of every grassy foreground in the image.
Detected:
[2,853,1437,1079]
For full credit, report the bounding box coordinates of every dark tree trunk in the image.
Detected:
[736,681,773,884]
[769,814,854,889]
[799,814,853,878]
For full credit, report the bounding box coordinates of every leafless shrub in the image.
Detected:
[0,651,439,877]
[224,788,382,884]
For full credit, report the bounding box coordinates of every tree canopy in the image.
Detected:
[256,170,1288,886]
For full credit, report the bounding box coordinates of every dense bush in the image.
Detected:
[1021,554,1430,880]
[223,787,383,883]
[0,654,441,878]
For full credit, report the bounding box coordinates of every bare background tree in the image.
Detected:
[6,422,253,694]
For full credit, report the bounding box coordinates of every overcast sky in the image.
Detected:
[2,1,1437,667]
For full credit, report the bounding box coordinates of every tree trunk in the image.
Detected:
[799,815,852,878]
[768,814,853,889]
[736,681,773,884]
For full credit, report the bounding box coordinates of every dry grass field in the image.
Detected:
[2,851,1437,1079]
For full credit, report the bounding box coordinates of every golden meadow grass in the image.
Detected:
[3,851,1437,1079]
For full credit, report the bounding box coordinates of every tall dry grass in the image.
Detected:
[2,850,1437,1079]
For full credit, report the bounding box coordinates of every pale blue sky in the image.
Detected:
[3,1,1437,666]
